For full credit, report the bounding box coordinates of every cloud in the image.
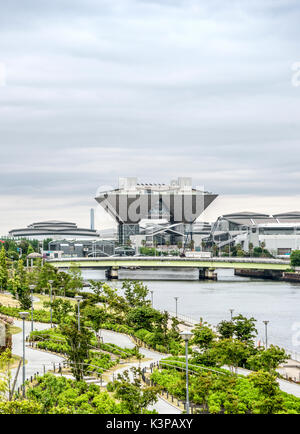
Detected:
[0,0,300,233]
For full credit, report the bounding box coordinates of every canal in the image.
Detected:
[80,269,300,352]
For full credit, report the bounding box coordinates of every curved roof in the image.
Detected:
[9,220,98,240]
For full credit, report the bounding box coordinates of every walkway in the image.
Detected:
[10,320,64,390]
[9,322,180,413]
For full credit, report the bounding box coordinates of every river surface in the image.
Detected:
[80,269,300,352]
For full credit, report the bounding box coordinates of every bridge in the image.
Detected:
[48,256,291,280]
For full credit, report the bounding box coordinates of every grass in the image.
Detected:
[0,293,19,308]
[34,294,76,310]
[7,325,22,335]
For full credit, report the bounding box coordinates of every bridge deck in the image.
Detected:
[48,256,290,271]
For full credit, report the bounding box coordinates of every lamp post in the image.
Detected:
[180,330,193,414]
[19,311,29,397]
[263,320,269,349]
[75,295,83,331]
[174,297,179,318]
[230,309,234,320]
[48,280,53,328]
[29,285,36,332]
[150,290,154,308]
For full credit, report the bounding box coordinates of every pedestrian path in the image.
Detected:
[10,320,64,390]
[9,321,180,413]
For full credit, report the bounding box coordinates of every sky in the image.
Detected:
[1,0,300,233]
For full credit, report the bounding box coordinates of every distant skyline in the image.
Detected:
[1,1,300,234]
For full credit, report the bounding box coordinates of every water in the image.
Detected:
[80,269,300,351]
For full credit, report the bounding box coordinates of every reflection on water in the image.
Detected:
[81,269,300,350]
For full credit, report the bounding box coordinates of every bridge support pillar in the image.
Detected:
[106,267,119,280]
[199,268,217,280]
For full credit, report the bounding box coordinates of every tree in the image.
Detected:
[0,246,8,292]
[59,321,92,381]
[192,322,216,349]
[123,280,149,308]
[107,367,158,414]
[213,339,250,373]
[232,314,257,344]
[67,263,84,292]
[9,260,31,310]
[248,371,285,414]
[36,262,57,293]
[83,305,108,334]
[291,250,300,267]
[247,345,287,373]
[127,305,161,331]
[217,320,235,340]
[0,349,12,400]
[43,299,73,324]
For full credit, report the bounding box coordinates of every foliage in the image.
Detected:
[291,250,300,267]
[107,367,158,414]
[192,320,217,349]
[0,246,8,291]
[151,366,300,414]
[0,304,56,323]
[247,345,288,373]
[59,320,93,381]
[43,298,73,324]
[217,315,257,345]
[8,260,31,309]
[0,349,12,399]
[22,373,128,414]
[122,280,150,308]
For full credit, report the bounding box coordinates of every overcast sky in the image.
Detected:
[1,0,300,233]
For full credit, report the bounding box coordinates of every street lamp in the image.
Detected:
[19,311,29,397]
[150,290,154,308]
[174,297,179,318]
[263,320,269,349]
[48,280,54,328]
[180,330,193,414]
[230,309,234,320]
[75,295,83,331]
[29,285,36,332]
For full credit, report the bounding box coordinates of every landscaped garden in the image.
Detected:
[1,245,300,414]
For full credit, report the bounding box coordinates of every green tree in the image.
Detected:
[67,263,84,292]
[59,320,92,381]
[248,370,285,414]
[213,338,250,373]
[217,320,235,340]
[247,345,287,373]
[232,314,257,344]
[107,367,158,414]
[0,246,8,292]
[127,305,160,331]
[9,260,31,310]
[43,299,73,325]
[192,322,216,349]
[122,280,149,308]
[83,305,108,334]
[290,250,300,267]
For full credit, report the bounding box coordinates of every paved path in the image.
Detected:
[9,322,180,413]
